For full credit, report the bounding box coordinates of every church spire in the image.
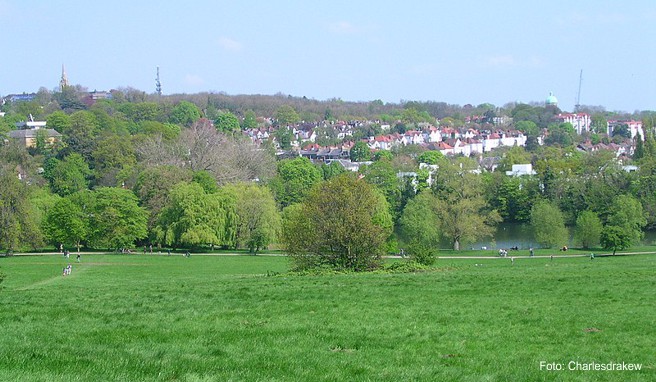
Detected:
[60,64,69,91]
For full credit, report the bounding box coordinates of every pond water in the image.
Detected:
[471,223,656,250]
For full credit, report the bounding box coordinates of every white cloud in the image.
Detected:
[218,37,243,52]
[184,74,204,87]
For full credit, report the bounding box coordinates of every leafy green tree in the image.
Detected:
[0,169,39,253]
[321,161,347,180]
[155,182,237,249]
[604,194,646,245]
[632,133,645,160]
[46,111,72,133]
[360,159,403,219]
[282,174,392,271]
[92,132,137,186]
[269,157,322,207]
[242,110,258,130]
[274,127,294,149]
[600,225,633,255]
[432,158,501,250]
[574,210,602,249]
[497,146,532,173]
[225,183,281,254]
[544,122,576,147]
[192,170,218,194]
[374,150,394,162]
[591,114,607,134]
[350,141,371,162]
[398,190,440,265]
[64,110,99,161]
[81,188,148,250]
[417,150,443,165]
[169,101,201,127]
[530,200,568,248]
[133,166,193,234]
[275,105,300,126]
[43,197,88,252]
[139,121,181,140]
[45,153,91,196]
[611,124,630,139]
[484,173,537,222]
[214,112,241,133]
[514,120,539,136]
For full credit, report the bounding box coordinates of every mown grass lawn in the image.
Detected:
[0,253,653,381]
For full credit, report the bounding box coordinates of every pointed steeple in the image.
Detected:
[60,65,69,91]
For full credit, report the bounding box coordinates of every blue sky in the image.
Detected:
[1,0,654,112]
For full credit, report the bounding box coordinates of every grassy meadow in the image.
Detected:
[0,253,654,381]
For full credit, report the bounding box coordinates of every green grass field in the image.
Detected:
[0,253,653,381]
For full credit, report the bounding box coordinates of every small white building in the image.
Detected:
[506,164,536,177]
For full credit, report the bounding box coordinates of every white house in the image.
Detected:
[557,113,591,134]
[505,164,536,177]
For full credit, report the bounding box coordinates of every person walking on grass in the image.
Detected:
[76,253,81,263]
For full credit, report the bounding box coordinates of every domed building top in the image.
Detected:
[546,91,558,106]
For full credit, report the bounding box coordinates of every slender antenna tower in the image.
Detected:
[575,69,583,112]
[155,66,162,96]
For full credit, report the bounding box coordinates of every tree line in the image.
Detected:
[1,87,656,271]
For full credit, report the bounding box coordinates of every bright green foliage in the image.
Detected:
[574,210,602,249]
[274,105,300,126]
[80,187,148,249]
[320,161,346,180]
[133,166,193,233]
[269,157,322,207]
[224,183,281,254]
[416,150,442,165]
[530,200,568,248]
[117,102,161,122]
[497,146,531,173]
[65,110,100,160]
[139,121,181,140]
[374,150,393,162]
[274,127,294,149]
[349,141,371,162]
[432,158,501,250]
[604,194,646,245]
[600,225,633,255]
[169,101,201,127]
[43,197,88,252]
[282,174,392,271]
[544,122,576,146]
[0,169,39,253]
[242,110,258,130]
[399,191,440,265]
[360,159,403,219]
[45,153,91,196]
[214,112,241,133]
[514,120,539,136]
[155,182,236,248]
[46,111,71,133]
[92,132,136,185]
[485,173,537,222]
[192,170,218,194]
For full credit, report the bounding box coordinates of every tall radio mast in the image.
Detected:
[575,69,583,112]
[155,66,162,96]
